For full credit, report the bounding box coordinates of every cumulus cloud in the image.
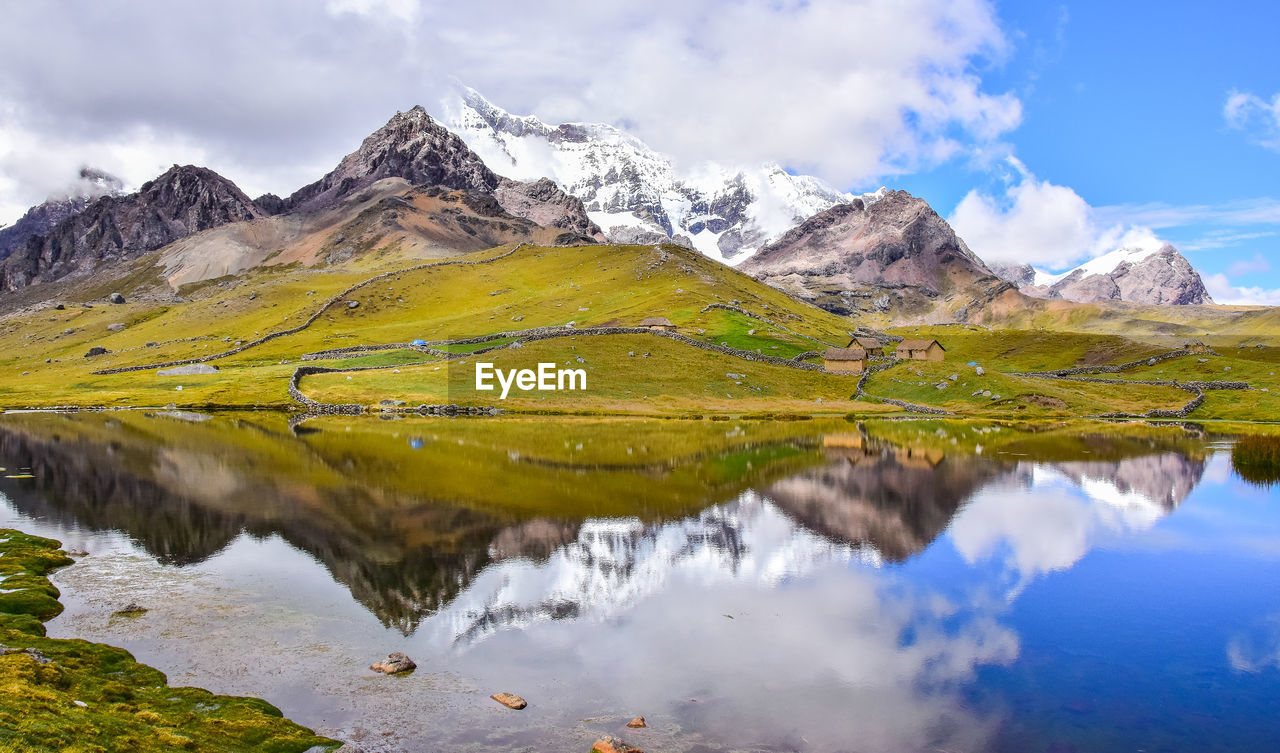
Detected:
[1203,273,1280,307]
[1225,89,1280,152]
[948,157,1163,268]
[0,0,1020,224]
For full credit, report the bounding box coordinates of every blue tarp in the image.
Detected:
[411,339,427,346]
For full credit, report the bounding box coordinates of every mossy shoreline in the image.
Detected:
[0,528,341,753]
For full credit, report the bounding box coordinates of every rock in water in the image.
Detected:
[369,652,416,674]
[626,717,647,728]
[592,736,642,753]
[114,603,147,615]
[156,364,220,376]
[491,692,527,709]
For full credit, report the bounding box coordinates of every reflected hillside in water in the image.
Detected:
[0,413,1210,635]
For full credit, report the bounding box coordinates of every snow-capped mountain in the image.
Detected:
[442,86,866,264]
[990,242,1213,305]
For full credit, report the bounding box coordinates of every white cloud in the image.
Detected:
[0,0,1020,224]
[1225,89,1280,152]
[1203,273,1280,307]
[1227,253,1273,277]
[948,157,1162,268]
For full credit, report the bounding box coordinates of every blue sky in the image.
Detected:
[0,0,1276,302]
[900,1,1280,301]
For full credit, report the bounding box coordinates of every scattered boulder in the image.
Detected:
[248,291,257,300]
[592,737,642,753]
[626,717,647,728]
[54,303,65,310]
[491,692,527,710]
[975,365,985,376]
[380,399,406,407]
[107,323,126,332]
[109,293,126,304]
[84,346,109,358]
[347,301,360,309]
[114,603,148,616]
[948,373,959,381]
[157,364,219,376]
[369,652,416,674]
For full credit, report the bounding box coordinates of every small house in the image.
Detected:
[896,338,945,361]
[824,347,868,374]
[847,337,884,357]
[639,316,675,331]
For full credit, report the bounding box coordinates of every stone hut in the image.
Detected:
[847,337,884,357]
[896,338,945,361]
[639,316,675,331]
[823,347,868,374]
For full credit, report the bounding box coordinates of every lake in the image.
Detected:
[1,411,1278,752]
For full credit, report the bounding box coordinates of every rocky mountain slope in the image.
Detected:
[0,168,123,263]
[443,86,856,263]
[740,190,1011,319]
[0,165,264,291]
[280,105,602,240]
[991,244,1213,305]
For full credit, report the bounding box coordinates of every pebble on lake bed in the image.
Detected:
[592,736,642,753]
[626,716,647,728]
[491,692,527,709]
[370,652,416,674]
[113,603,147,616]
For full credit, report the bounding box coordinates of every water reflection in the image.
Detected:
[1,413,1274,752]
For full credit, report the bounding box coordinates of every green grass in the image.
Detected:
[0,241,1276,420]
[0,529,339,753]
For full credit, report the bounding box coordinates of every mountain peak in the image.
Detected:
[740,191,1003,318]
[997,242,1213,306]
[1,165,261,291]
[442,86,851,263]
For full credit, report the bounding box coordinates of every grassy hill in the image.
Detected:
[0,239,1276,421]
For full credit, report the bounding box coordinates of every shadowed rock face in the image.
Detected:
[0,165,264,291]
[0,168,124,263]
[740,190,1009,319]
[284,106,602,240]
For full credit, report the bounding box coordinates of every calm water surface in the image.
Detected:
[1,412,1278,752]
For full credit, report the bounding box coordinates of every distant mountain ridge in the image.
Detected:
[443,86,857,263]
[990,243,1213,305]
[0,167,124,263]
[0,165,264,291]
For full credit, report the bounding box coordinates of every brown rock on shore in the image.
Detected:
[491,692,527,709]
[592,736,642,753]
[369,652,416,674]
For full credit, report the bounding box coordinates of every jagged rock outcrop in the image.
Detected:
[284,106,602,240]
[987,261,1035,287]
[0,165,264,291]
[0,167,124,262]
[740,190,1009,319]
[444,86,852,261]
[493,177,601,239]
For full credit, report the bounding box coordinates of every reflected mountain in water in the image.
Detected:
[0,413,1211,637]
